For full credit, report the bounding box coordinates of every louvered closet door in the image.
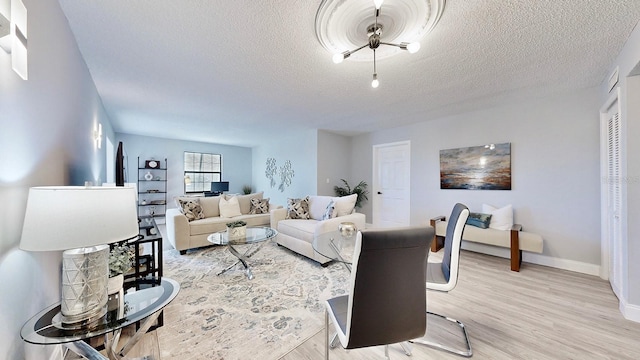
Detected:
[606,110,623,297]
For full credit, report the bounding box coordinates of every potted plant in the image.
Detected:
[226,220,247,240]
[242,185,252,194]
[334,179,369,208]
[108,242,134,294]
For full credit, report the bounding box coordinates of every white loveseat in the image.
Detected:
[270,194,366,265]
[166,192,278,254]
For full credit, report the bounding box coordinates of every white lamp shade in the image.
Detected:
[20,186,139,251]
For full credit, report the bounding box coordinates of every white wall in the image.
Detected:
[115,133,253,211]
[252,129,318,207]
[317,130,352,196]
[352,87,601,273]
[0,0,114,358]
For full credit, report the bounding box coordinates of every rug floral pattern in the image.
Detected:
[157,241,349,360]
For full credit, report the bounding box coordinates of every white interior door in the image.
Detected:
[600,87,623,298]
[372,141,410,228]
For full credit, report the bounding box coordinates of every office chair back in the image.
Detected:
[344,227,433,349]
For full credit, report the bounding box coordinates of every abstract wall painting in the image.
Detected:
[440,143,511,190]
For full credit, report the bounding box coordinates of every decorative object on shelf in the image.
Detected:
[226,220,247,240]
[144,171,153,181]
[334,179,369,208]
[317,0,445,87]
[145,159,160,169]
[242,185,252,194]
[19,186,138,324]
[440,143,512,190]
[141,199,147,205]
[339,222,357,239]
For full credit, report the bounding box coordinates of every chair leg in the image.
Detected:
[399,341,412,356]
[325,310,330,360]
[410,311,472,357]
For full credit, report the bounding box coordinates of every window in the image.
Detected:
[184,152,221,193]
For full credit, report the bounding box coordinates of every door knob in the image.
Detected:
[377,191,382,194]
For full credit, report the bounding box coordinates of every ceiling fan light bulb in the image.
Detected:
[371,74,379,88]
[332,53,345,64]
[407,42,421,54]
[374,0,384,9]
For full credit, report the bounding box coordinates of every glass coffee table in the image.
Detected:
[207,226,278,280]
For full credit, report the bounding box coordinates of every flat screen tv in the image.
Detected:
[115,141,125,186]
[210,181,229,195]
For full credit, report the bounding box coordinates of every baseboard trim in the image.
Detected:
[461,242,600,276]
[620,297,640,322]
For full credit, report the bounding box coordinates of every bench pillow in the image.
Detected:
[466,212,492,229]
[482,203,513,231]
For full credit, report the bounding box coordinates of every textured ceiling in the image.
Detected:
[57,0,640,147]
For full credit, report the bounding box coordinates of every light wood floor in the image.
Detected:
[109,243,640,360]
[281,250,640,360]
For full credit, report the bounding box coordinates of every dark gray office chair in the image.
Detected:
[324,227,434,360]
[412,202,472,356]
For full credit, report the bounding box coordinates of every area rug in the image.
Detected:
[156,241,349,360]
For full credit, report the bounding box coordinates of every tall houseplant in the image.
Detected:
[334,179,369,209]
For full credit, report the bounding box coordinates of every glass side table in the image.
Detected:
[21,277,179,360]
[313,230,357,271]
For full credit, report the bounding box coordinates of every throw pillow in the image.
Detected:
[249,197,270,214]
[176,198,205,222]
[219,196,242,218]
[286,196,310,219]
[333,194,357,217]
[322,199,336,220]
[199,195,221,218]
[308,195,334,221]
[234,192,264,215]
[482,203,513,231]
[466,212,492,229]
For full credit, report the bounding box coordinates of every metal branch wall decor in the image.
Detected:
[265,157,277,188]
[440,143,511,190]
[265,158,295,192]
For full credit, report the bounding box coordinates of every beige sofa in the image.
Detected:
[270,194,366,265]
[166,192,278,254]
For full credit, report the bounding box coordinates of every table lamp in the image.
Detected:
[20,186,139,325]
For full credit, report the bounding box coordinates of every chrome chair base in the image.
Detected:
[410,311,472,357]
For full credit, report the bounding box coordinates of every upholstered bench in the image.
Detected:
[430,215,543,272]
